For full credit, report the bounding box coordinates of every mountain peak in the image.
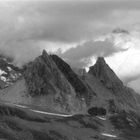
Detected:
[89,57,138,109]
[42,49,49,60]
[42,49,48,56]
[40,49,53,67]
[96,57,106,65]
[89,57,123,90]
[23,52,87,113]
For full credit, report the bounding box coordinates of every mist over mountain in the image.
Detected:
[0,26,140,94]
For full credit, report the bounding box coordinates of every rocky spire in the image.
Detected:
[89,57,138,108]
[24,50,71,96]
[42,49,49,60]
[23,50,87,113]
[51,54,95,100]
[89,57,123,90]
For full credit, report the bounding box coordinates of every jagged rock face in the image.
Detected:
[23,50,86,113]
[24,50,72,96]
[51,55,95,105]
[51,55,90,96]
[88,57,138,110]
[89,57,123,90]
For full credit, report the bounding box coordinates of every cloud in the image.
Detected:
[2,0,140,44]
[98,31,140,93]
[0,39,45,67]
[106,47,140,81]
[0,0,140,94]
[18,1,140,43]
[58,39,123,68]
[56,28,140,94]
[128,78,140,93]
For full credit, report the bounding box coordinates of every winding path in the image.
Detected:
[4,102,74,117]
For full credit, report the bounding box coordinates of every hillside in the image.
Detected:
[0,50,139,140]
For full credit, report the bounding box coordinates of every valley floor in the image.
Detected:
[0,102,139,140]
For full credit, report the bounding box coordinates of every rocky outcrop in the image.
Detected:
[88,57,138,110]
[51,55,95,105]
[24,50,69,96]
[51,55,92,96]
[89,57,123,90]
[23,50,86,113]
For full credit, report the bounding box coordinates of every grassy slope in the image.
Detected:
[0,103,122,140]
[0,103,140,140]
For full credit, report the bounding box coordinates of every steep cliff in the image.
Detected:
[51,55,95,105]
[23,50,86,113]
[88,57,138,111]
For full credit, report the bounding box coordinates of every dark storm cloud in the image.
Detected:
[1,0,140,68]
[12,0,140,43]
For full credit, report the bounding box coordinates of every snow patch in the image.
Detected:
[101,133,117,138]
[0,69,6,76]
[13,104,28,109]
[7,67,12,71]
[97,116,106,120]
[29,109,73,117]
[1,76,6,82]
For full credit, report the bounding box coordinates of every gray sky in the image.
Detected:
[0,0,140,93]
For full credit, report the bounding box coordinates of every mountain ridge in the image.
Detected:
[0,50,139,115]
[0,50,140,140]
[88,57,139,110]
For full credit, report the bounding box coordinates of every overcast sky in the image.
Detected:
[0,0,140,93]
